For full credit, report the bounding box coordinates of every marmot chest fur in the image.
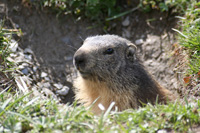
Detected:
[73,35,175,114]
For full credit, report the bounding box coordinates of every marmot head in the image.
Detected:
[73,35,137,81]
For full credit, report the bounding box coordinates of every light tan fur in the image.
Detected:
[74,75,138,114]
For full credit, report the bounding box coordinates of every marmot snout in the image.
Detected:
[73,35,175,114]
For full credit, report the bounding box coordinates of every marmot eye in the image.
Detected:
[104,48,114,54]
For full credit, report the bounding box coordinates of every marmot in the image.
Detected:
[73,35,175,114]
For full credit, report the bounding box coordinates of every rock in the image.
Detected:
[66,71,77,83]
[9,39,18,52]
[51,130,63,133]
[141,35,145,39]
[24,48,34,54]
[13,5,20,12]
[21,67,29,75]
[37,82,43,87]
[43,82,51,88]
[53,83,63,89]
[15,24,20,29]
[32,86,43,97]
[15,54,24,63]
[122,16,130,27]
[33,66,38,72]
[56,86,69,96]
[24,54,32,60]
[41,72,48,78]
[144,59,153,66]
[122,29,131,38]
[44,77,50,81]
[135,39,144,45]
[10,53,17,58]
[157,129,167,133]
[43,88,54,96]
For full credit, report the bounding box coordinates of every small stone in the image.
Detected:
[141,35,145,39]
[9,39,18,52]
[53,83,63,89]
[43,88,54,96]
[24,54,32,60]
[10,53,17,57]
[15,57,24,64]
[24,48,34,54]
[13,5,20,12]
[21,63,29,67]
[43,82,51,88]
[135,39,144,45]
[32,86,42,97]
[21,67,29,75]
[157,129,167,133]
[37,82,43,87]
[44,77,50,81]
[122,29,131,38]
[144,60,153,67]
[51,130,63,133]
[56,86,69,96]
[33,66,38,72]
[122,16,130,27]
[41,72,48,78]
[15,24,20,29]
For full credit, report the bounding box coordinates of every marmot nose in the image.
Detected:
[74,54,86,71]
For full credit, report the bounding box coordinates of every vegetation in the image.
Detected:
[1,90,200,132]
[29,0,121,21]
[1,0,200,132]
[0,23,19,91]
[140,0,190,13]
[27,0,191,21]
[0,26,16,73]
[176,1,200,74]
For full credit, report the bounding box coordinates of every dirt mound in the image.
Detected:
[3,0,179,103]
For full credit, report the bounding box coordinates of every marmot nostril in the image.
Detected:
[74,55,86,71]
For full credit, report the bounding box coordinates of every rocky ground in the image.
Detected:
[1,0,181,103]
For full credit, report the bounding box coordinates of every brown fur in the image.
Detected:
[73,35,175,114]
[74,75,138,114]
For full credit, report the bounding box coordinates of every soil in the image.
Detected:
[1,0,180,103]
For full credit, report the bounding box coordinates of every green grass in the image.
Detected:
[0,90,200,132]
[0,27,15,72]
[140,0,190,13]
[0,22,19,90]
[29,0,121,21]
[175,1,200,75]
[27,0,190,22]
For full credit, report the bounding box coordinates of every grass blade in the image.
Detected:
[172,28,188,38]
[0,91,32,116]
[8,111,38,126]
[2,97,12,109]
[106,6,139,21]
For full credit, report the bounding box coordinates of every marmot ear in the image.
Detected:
[126,45,137,62]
